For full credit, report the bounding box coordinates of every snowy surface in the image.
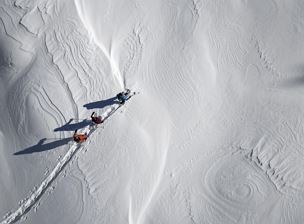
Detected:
[1,0,304,223]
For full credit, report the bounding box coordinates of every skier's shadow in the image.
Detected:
[54,119,91,132]
[14,137,73,155]
[83,96,119,110]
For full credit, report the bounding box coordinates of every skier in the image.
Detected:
[73,129,88,143]
[91,112,103,124]
[117,89,131,104]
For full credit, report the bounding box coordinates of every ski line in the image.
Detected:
[1,94,136,224]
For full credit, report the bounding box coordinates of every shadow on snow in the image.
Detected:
[14,95,119,155]
[14,138,73,155]
[83,96,119,110]
[54,119,92,132]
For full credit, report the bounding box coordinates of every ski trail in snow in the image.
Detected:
[0,105,122,224]
[1,143,80,224]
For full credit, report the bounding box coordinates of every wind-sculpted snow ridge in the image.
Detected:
[240,141,304,194]
[12,0,114,117]
[199,149,281,224]
[74,0,125,89]
[0,105,122,224]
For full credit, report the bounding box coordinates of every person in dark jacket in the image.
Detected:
[117,89,131,104]
[91,112,103,124]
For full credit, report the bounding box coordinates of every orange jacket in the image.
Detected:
[73,134,87,143]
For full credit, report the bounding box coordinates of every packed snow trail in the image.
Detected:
[1,143,80,224]
[0,96,134,224]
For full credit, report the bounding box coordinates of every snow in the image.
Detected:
[1,0,304,223]
[1,105,119,224]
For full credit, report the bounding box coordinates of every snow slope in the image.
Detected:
[2,0,304,223]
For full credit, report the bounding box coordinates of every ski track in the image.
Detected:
[0,104,122,224]
[3,0,304,223]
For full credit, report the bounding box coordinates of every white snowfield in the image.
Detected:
[0,105,124,224]
[1,0,304,223]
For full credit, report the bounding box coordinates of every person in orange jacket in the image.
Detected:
[73,129,88,143]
